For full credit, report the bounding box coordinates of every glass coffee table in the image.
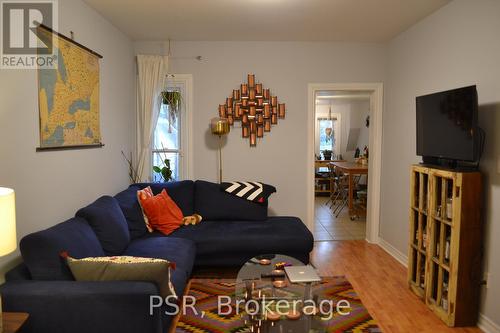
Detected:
[235,254,329,333]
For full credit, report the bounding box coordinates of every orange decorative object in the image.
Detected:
[137,186,154,232]
[241,84,248,96]
[286,310,301,320]
[266,311,281,321]
[271,96,278,107]
[271,114,278,125]
[140,189,183,235]
[249,105,256,117]
[255,83,263,96]
[278,103,286,118]
[217,74,286,147]
[248,74,255,87]
[219,105,226,118]
[257,126,264,138]
[264,119,271,132]
[250,133,257,147]
[263,88,270,99]
[242,126,249,138]
[272,280,287,288]
[263,105,271,118]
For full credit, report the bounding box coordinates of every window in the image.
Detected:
[153,102,180,181]
[152,75,192,182]
[318,118,336,152]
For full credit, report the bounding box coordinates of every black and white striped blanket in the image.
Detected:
[220,181,276,204]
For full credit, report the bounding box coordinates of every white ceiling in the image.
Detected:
[83,0,450,42]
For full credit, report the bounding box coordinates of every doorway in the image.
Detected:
[307,83,383,244]
[314,91,371,240]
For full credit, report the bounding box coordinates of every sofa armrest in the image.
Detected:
[1,280,165,333]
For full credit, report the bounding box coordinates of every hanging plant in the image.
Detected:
[325,127,333,142]
[161,90,182,133]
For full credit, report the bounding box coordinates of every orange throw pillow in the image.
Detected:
[141,189,183,235]
[137,186,154,232]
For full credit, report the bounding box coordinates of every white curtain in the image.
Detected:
[136,55,169,182]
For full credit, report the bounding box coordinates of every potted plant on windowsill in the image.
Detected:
[161,90,182,133]
[322,149,333,161]
[153,158,173,183]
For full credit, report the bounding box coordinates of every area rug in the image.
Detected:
[175,277,381,333]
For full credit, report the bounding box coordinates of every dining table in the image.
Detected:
[329,161,369,219]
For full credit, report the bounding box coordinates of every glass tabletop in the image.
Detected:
[235,254,329,333]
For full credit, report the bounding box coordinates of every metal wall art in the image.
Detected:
[218,74,286,147]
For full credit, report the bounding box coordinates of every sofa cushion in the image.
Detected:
[124,236,196,277]
[194,180,267,221]
[168,217,314,260]
[137,186,155,232]
[116,181,195,239]
[65,255,177,299]
[133,181,195,216]
[221,181,276,204]
[140,189,184,235]
[114,186,149,239]
[76,196,130,255]
[20,217,105,280]
[170,266,189,297]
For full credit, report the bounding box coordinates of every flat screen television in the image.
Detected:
[416,85,479,164]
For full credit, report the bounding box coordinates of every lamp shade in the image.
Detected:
[210,117,230,136]
[0,187,17,256]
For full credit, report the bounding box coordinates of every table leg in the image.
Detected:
[348,173,354,215]
[304,282,313,301]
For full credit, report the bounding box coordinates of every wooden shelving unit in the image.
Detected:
[315,160,333,195]
[408,165,482,327]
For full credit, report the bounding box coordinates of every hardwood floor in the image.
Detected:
[311,240,483,333]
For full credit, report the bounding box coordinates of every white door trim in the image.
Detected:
[307,83,384,244]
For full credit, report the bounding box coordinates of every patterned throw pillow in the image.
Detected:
[140,189,184,235]
[63,253,177,299]
[221,181,277,204]
[137,186,154,232]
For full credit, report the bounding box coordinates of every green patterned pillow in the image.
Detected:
[63,253,177,299]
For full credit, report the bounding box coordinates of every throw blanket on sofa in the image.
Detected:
[221,181,276,203]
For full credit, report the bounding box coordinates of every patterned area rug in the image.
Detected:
[175,277,381,333]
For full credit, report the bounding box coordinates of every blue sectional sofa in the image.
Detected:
[0,180,314,333]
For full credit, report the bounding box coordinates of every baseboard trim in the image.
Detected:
[377,237,408,267]
[478,314,500,333]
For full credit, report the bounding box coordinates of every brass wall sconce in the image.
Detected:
[218,74,286,147]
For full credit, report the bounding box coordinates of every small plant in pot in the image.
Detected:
[153,159,173,182]
[322,149,333,161]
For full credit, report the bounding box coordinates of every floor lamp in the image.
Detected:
[0,187,17,333]
[210,117,230,183]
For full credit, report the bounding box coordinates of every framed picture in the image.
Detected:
[36,24,104,151]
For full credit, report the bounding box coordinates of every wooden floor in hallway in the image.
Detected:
[311,240,483,333]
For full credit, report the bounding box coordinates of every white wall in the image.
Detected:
[351,101,370,154]
[381,0,500,326]
[135,40,386,220]
[0,0,135,281]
